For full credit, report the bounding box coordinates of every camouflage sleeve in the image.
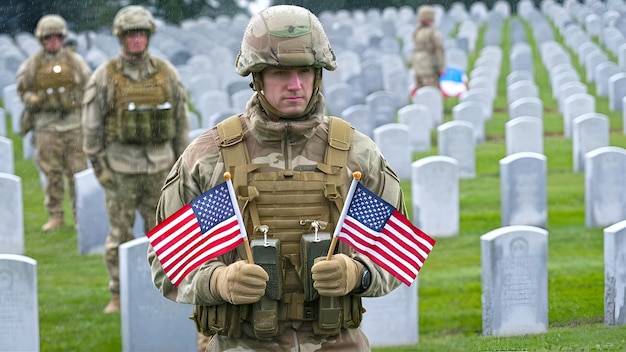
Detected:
[81,65,108,157]
[16,57,36,102]
[72,52,93,85]
[148,133,231,305]
[345,130,404,297]
[162,60,190,158]
[434,30,446,73]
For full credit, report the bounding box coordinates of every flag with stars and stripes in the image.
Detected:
[334,180,436,286]
[147,180,246,286]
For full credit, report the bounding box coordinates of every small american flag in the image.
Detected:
[147,180,246,286]
[335,181,435,286]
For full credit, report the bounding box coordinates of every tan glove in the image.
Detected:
[311,254,364,297]
[25,92,43,110]
[89,153,115,189]
[210,261,269,305]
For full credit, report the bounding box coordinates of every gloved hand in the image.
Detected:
[90,153,115,189]
[210,261,269,305]
[25,92,43,110]
[311,254,364,297]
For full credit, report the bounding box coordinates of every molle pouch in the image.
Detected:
[251,296,279,339]
[300,232,332,302]
[43,88,61,111]
[120,105,153,143]
[251,238,282,300]
[58,87,79,112]
[313,296,342,335]
[152,102,175,142]
[251,238,281,339]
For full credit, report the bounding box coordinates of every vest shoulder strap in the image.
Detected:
[217,115,250,192]
[325,116,352,167]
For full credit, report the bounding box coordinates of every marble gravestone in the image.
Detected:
[361,283,419,347]
[481,225,548,337]
[604,220,626,326]
[120,237,196,352]
[0,173,24,255]
[0,254,39,351]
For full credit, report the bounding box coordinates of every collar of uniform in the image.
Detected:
[244,92,326,144]
[116,52,157,78]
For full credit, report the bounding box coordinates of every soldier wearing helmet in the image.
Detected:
[148,5,406,350]
[16,14,91,232]
[410,5,446,91]
[82,5,189,313]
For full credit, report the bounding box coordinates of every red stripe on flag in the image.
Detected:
[338,219,417,285]
[163,219,241,284]
[169,228,243,286]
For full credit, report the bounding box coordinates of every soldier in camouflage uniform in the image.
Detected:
[410,5,446,90]
[148,5,406,351]
[82,5,189,313]
[17,14,91,232]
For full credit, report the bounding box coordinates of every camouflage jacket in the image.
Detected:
[411,25,446,76]
[16,48,92,132]
[82,52,189,174]
[148,93,404,306]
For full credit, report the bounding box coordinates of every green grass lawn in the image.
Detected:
[4,13,626,352]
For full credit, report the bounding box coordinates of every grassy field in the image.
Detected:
[4,13,626,352]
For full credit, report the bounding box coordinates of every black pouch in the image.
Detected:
[250,237,281,338]
[300,232,331,302]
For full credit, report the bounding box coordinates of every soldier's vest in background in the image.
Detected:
[33,51,79,112]
[105,59,174,144]
[192,115,364,339]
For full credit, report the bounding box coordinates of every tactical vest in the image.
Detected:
[104,59,175,144]
[33,51,79,112]
[192,115,364,339]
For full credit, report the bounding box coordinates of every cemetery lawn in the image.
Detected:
[4,16,626,352]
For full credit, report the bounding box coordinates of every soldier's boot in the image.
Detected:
[103,294,120,314]
[41,215,64,232]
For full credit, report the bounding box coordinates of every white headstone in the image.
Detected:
[572,113,609,173]
[373,124,412,180]
[585,147,626,228]
[361,284,418,347]
[0,173,24,255]
[481,225,548,337]
[500,152,548,228]
[0,136,13,174]
[505,116,543,155]
[411,156,459,237]
[397,104,432,152]
[120,237,196,352]
[0,254,39,351]
[604,220,626,326]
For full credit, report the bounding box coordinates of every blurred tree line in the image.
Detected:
[1,0,533,35]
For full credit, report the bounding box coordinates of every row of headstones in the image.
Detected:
[541,0,626,112]
[4,213,626,350]
[409,140,626,238]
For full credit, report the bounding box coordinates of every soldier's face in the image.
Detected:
[261,66,315,118]
[43,34,63,53]
[122,30,149,56]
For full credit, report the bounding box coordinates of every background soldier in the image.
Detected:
[410,5,446,90]
[82,5,189,313]
[148,5,406,351]
[17,14,91,232]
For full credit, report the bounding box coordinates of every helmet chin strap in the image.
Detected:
[252,68,322,120]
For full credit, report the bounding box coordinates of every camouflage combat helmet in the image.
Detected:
[35,15,68,41]
[418,5,435,23]
[236,5,335,119]
[235,5,336,77]
[112,5,156,37]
